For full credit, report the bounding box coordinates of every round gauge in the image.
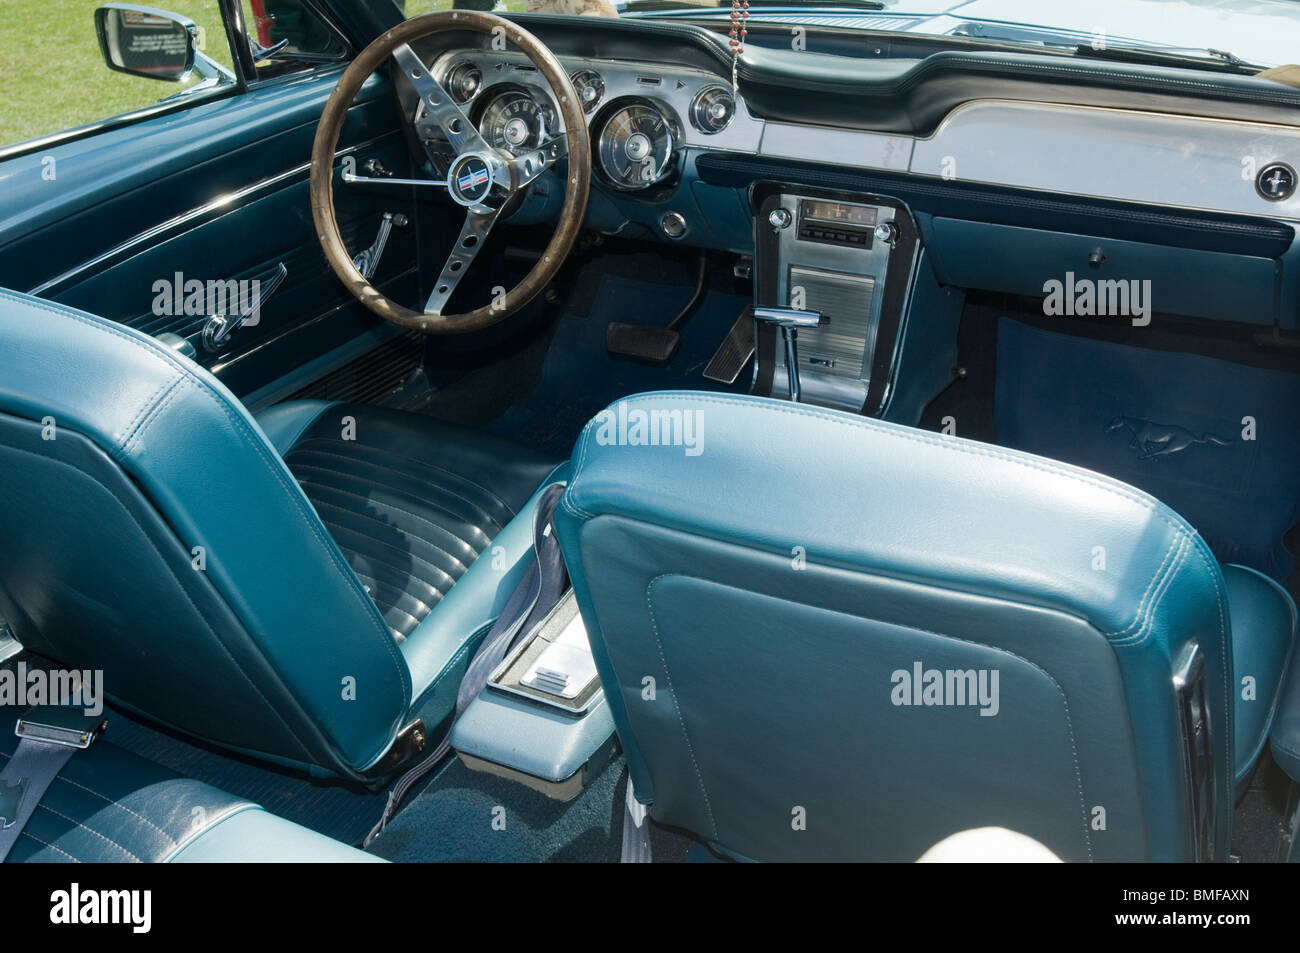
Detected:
[479,90,554,157]
[691,85,735,134]
[444,61,483,104]
[570,69,605,114]
[597,102,678,191]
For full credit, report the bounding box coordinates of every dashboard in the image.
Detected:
[398,17,1300,417]
[411,38,1300,226]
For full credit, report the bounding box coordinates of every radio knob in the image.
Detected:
[768,208,793,230]
[873,221,897,245]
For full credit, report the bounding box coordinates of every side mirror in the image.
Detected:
[95,4,197,82]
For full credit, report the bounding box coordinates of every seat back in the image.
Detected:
[554,392,1233,861]
[0,289,409,778]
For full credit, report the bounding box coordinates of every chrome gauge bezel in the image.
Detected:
[689,84,735,134]
[569,68,605,114]
[474,85,557,158]
[443,59,484,105]
[594,98,681,192]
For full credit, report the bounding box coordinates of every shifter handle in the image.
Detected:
[753,306,826,402]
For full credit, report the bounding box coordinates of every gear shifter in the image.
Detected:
[753,306,826,402]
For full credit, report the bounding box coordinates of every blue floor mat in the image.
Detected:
[105,709,386,846]
[996,318,1300,581]
[366,754,694,863]
[481,273,751,457]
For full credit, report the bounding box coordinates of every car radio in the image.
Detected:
[751,185,919,413]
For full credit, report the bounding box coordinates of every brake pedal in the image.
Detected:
[606,323,681,364]
[703,307,755,384]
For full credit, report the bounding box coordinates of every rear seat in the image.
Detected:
[0,729,381,863]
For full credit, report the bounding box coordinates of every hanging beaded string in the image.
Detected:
[729,0,749,98]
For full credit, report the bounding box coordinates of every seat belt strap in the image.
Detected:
[363,483,569,848]
[621,775,652,863]
[0,708,106,862]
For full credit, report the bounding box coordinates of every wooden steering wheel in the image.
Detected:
[310,12,590,333]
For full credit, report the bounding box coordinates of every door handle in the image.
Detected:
[201,262,288,352]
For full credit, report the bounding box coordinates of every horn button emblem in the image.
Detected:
[448,153,498,208]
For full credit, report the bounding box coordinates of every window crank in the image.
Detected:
[353,212,409,281]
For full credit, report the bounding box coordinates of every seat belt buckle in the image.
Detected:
[15,706,107,750]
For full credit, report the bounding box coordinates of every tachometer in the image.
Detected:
[596,101,678,191]
[479,90,554,157]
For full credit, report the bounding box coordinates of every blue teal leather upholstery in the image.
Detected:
[1222,564,1297,793]
[1273,670,1300,783]
[1270,597,1300,781]
[0,288,558,777]
[555,392,1294,862]
[263,401,564,733]
[0,730,380,863]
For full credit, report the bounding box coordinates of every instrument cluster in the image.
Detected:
[432,51,755,194]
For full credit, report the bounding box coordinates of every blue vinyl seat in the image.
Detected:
[0,288,560,780]
[0,728,381,863]
[554,392,1296,862]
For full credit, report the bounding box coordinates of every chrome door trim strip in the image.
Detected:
[28,136,390,298]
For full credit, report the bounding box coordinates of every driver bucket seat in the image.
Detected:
[553,392,1296,862]
[0,289,562,780]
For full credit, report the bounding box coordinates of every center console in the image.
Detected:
[752,183,920,414]
[450,592,617,801]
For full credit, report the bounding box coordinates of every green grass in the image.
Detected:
[0,0,234,148]
[0,0,527,150]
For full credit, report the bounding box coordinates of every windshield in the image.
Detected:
[400,0,1300,72]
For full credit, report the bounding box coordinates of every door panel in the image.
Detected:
[0,69,421,399]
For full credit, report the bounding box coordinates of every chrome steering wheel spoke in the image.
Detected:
[391,43,489,158]
[424,207,501,317]
[507,132,568,189]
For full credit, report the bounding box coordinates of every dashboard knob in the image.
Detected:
[660,211,687,239]
[768,208,793,230]
[873,221,897,245]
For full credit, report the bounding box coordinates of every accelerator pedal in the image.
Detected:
[703,306,756,384]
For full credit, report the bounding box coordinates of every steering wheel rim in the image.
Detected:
[309,12,590,334]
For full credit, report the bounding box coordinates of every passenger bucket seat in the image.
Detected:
[0,289,562,780]
[554,392,1296,862]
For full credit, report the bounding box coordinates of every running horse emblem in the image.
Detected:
[1106,415,1232,460]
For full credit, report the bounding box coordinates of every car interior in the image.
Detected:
[0,0,1299,865]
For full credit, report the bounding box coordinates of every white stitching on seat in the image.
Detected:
[644,574,719,840]
[19,830,81,862]
[1107,535,1192,646]
[566,392,1214,640]
[0,747,176,844]
[35,803,143,862]
[1103,534,1186,641]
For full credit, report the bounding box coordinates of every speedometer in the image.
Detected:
[596,101,678,191]
[479,90,554,157]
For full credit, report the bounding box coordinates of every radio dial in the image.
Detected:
[873,222,897,245]
[768,208,793,230]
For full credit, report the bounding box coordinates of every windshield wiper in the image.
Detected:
[1074,43,1267,74]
